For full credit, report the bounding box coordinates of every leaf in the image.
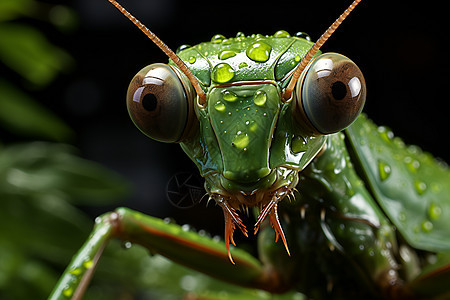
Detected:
[0,23,73,87]
[0,0,33,22]
[0,79,73,141]
[0,142,130,204]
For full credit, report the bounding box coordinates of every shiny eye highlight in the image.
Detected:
[295,53,366,134]
[127,63,195,142]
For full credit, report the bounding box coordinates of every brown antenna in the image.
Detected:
[107,0,208,106]
[283,0,362,100]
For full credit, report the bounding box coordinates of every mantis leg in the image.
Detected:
[49,207,284,299]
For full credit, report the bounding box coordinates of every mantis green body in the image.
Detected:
[50,1,450,299]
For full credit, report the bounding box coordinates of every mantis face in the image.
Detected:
[114,0,365,261]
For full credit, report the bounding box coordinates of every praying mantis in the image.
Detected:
[49,0,450,299]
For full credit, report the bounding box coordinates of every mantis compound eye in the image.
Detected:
[127,63,195,142]
[295,53,366,134]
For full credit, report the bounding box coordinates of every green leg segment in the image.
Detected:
[49,207,278,299]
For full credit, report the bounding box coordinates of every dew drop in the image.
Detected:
[236,32,245,38]
[428,203,442,220]
[163,217,174,224]
[274,30,290,37]
[69,267,82,276]
[414,180,427,195]
[421,220,433,232]
[214,101,226,112]
[246,41,272,62]
[176,44,191,53]
[188,56,196,64]
[404,156,420,173]
[295,32,311,41]
[222,90,238,102]
[63,286,73,298]
[211,34,226,43]
[377,160,391,181]
[249,123,258,132]
[253,90,267,106]
[219,50,236,60]
[211,63,235,83]
[182,224,191,231]
[232,131,249,149]
[239,62,248,68]
[83,259,94,269]
[378,126,394,142]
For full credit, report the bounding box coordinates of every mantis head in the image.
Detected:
[109,0,365,262]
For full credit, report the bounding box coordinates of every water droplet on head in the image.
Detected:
[176,44,191,53]
[219,50,236,60]
[214,101,226,112]
[295,32,311,41]
[222,90,238,102]
[249,123,258,132]
[253,90,267,106]
[211,63,235,83]
[211,34,226,44]
[246,41,272,62]
[239,62,248,69]
[273,30,290,37]
[222,39,232,45]
[232,131,249,149]
[188,56,196,64]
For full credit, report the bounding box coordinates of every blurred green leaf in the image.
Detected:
[0,79,73,141]
[0,0,33,22]
[0,142,131,299]
[0,23,73,86]
[0,142,130,204]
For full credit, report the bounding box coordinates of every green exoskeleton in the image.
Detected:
[50,0,450,299]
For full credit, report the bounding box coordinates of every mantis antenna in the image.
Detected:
[107,0,208,106]
[283,0,362,100]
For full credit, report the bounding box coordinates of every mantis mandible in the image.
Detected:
[50,0,450,299]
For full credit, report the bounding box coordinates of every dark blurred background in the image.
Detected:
[4,0,449,236]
